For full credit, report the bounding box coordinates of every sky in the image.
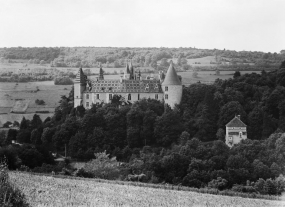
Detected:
[0,0,284,53]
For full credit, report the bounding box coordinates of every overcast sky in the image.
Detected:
[0,0,284,53]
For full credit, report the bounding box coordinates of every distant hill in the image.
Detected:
[0,47,284,70]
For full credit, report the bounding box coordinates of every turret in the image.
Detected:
[161,61,182,108]
[129,61,134,79]
[74,67,87,107]
[124,62,131,80]
[98,63,104,80]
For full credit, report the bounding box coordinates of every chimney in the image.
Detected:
[237,115,240,120]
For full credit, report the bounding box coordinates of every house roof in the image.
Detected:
[226,116,247,127]
[85,79,163,93]
[162,61,181,86]
[74,68,87,84]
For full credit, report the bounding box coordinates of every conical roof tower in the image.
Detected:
[162,61,181,85]
[129,60,134,79]
[124,61,130,74]
[98,63,104,80]
[75,67,86,84]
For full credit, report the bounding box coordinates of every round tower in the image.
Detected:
[74,67,86,108]
[161,61,182,109]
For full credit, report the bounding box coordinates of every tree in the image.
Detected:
[179,131,190,145]
[30,114,42,130]
[177,56,182,66]
[16,129,31,143]
[233,71,241,78]
[248,106,263,140]
[218,101,246,128]
[30,129,42,145]
[264,179,277,195]
[208,177,228,190]
[252,159,271,180]
[20,117,28,129]
[216,128,225,140]
[154,108,184,146]
[41,127,54,144]
[160,58,169,68]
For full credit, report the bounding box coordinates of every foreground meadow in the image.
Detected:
[9,172,285,207]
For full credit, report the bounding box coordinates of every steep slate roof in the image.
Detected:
[124,63,130,74]
[86,79,163,93]
[226,116,247,127]
[162,61,181,86]
[74,68,87,84]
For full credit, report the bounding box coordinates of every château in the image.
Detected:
[74,61,182,109]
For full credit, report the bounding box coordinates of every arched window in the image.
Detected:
[128,94,131,100]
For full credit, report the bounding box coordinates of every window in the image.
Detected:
[97,94,100,99]
[86,94,89,99]
[145,84,149,91]
[165,94,168,99]
[165,86,168,91]
[86,102,89,107]
[155,94,158,99]
[128,94,131,100]
[109,94,112,100]
[239,132,242,138]
[138,94,140,100]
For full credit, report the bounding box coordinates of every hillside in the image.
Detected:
[9,172,285,207]
[1,47,284,70]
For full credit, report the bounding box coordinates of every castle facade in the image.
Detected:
[74,61,182,109]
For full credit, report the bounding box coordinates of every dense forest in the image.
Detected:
[0,47,284,70]
[1,61,285,195]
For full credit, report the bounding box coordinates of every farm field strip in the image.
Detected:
[9,172,285,207]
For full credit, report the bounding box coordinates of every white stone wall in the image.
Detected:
[225,127,247,147]
[162,85,183,109]
[74,83,85,108]
[82,92,164,108]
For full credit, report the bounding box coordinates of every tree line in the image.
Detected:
[1,61,285,195]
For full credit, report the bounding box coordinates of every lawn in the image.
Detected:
[9,172,285,207]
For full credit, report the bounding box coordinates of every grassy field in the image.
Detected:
[0,81,71,126]
[9,172,285,207]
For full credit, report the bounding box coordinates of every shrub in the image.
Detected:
[82,151,127,180]
[208,177,228,190]
[0,162,29,207]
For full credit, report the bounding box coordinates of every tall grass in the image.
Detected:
[0,161,29,207]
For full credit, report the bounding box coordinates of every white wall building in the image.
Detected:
[225,115,247,147]
[74,61,182,109]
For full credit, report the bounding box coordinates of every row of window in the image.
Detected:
[86,93,161,101]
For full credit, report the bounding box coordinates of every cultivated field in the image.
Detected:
[9,172,285,207]
[0,81,71,126]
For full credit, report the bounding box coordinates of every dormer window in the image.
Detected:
[155,84,158,89]
[145,84,149,91]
